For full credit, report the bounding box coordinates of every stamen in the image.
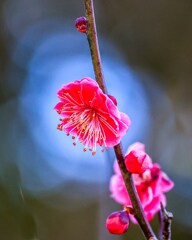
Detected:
[57,124,63,131]
[98,115,118,135]
[58,103,109,153]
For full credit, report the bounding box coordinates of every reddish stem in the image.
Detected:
[160,203,173,240]
[84,0,107,94]
[83,0,158,239]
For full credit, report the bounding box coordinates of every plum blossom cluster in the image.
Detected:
[55,78,130,155]
[53,5,175,238]
[106,142,174,234]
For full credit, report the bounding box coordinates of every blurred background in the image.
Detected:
[0,0,192,239]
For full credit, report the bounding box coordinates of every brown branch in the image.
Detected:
[84,0,107,94]
[83,0,158,239]
[114,144,157,240]
[158,210,163,239]
[160,203,173,240]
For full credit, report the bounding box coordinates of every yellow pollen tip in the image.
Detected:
[83,148,87,152]
[72,136,75,140]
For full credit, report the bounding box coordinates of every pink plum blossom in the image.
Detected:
[125,142,152,174]
[55,77,130,155]
[110,142,174,222]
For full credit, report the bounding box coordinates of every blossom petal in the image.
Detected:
[110,175,131,206]
[126,142,145,155]
[80,78,101,106]
[160,173,174,192]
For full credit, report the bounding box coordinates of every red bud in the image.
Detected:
[75,17,88,33]
[106,210,129,235]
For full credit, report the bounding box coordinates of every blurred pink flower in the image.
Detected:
[125,142,152,174]
[55,77,130,155]
[125,150,152,174]
[110,142,174,222]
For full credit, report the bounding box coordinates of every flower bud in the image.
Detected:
[106,210,129,235]
[75,17,88,33]
[125,150,152,174]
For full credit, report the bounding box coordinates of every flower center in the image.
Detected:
[58,105,115,155]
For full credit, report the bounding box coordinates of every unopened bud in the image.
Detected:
[106,210,129,235]
[75,17,88,33]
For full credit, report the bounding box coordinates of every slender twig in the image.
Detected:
[114,144,157,240]
[158,210,163,239]
[83,0,158,239]
[160,203,173,240]
[84,0,107,94]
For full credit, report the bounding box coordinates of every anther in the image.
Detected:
[57,124,63,131]
[92,151,96,156]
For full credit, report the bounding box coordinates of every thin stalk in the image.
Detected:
[114,144,158,240]
[84,0,107,94]
[160,203,173,240]
[83,0,158,239]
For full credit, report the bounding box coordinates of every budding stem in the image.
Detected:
[83,0,158,239]
[84,0,107,94]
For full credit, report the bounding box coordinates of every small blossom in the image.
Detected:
[55,78,130,155]
[106,210,129,235]
[75,17,88,33]
[109,142,174,222]
[125,143,152,174]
